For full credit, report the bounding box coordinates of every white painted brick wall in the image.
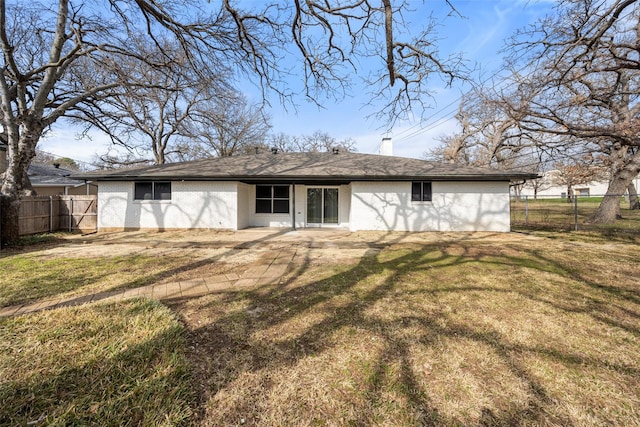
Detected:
[350,181,511,232]
[98,180,511,232]
[98,181,239,230]
[237,183,250,229]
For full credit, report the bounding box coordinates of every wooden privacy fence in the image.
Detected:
[18,195,97,235]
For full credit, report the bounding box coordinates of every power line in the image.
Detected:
[395,5,639,174]
[394,5,638,145]
[394,59,528,144]
[35,149,97,170]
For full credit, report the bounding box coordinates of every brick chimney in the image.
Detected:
[378,137,393,156]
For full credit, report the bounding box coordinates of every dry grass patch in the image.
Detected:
[0,253,198,307]
[0,240,251,307]
[0,299,194,425]
[170,233,640,426]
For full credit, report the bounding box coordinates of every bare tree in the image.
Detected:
[428,91,533,168]
[521,158,553,200]
[72,38,229,165]
[32,151,80,171]
[501,0,640,223]
[267,131,356,153]
[1,0,463,242]
[551,157,607,202]
[1,1,123,241]
[174,91,272,160]
[628,182,640,210]
[298,131,357,153]
[92,148,153,171]
[175,128,356,161]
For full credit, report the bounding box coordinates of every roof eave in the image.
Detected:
[75,174,538,182]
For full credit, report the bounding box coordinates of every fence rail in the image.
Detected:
[510,194,640,233]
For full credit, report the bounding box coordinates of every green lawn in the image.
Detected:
[1,232,639,426]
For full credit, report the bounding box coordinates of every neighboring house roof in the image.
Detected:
[28,164,84,187]
[73,152,537,183]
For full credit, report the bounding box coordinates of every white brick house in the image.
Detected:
[74,151,536,232]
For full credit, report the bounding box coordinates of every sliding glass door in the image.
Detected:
[306,188,339,225]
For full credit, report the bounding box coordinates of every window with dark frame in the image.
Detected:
[134,182,172,200]
[411,182,432,202]
[256,184,290,213]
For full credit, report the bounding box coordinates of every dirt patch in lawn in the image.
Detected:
[18,228,541,259]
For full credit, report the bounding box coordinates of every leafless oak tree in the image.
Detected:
[73,38,231,165]
[551,158,608,202]
[0,0,464,242]
[427,89,532,168]
[174,91,272,160]
[501,0,640,223]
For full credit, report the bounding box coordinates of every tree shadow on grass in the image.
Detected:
[0,252,239,308]
[503,247,640,336]
[0,229,296,309]
[165,235,639,425]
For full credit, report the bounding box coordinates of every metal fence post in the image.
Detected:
[574,196,579,231]
[525,195,529,226]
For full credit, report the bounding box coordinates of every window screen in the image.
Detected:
[255,185,290,213]
[134,182,171,200]
[411,182,432,202]
[134,182,153,200]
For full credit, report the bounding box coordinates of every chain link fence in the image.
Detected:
[510,195,640,233]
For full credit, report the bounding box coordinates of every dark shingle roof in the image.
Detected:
[72,152,538,182]
[28,164,85,187]
[29,163,74,176]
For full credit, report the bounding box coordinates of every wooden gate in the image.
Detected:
[58,195,97,233]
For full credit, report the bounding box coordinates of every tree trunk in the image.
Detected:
[589,162,640,223]
[628,182,640,210]
[0,131,39,243]
[0,193,20,245]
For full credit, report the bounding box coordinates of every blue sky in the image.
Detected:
[40,0,556,166]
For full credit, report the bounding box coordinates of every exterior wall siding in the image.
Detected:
[97,180,512,232]
[293,185,306,229]
[247,184,293,227]
[350,181,511,232]
[339,184,351,226]
[237,183,250,229]
[97,181,239,230]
